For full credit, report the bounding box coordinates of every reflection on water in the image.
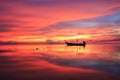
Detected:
[0,44,120,80]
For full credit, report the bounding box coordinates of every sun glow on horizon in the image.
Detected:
[0,0,120,43]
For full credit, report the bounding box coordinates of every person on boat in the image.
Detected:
[83,41,86,45]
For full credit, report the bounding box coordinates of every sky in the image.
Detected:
[0,0,120,43]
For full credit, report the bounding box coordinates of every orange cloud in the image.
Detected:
[0,0,120,43]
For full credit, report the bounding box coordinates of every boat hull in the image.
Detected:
[65,42,86,46]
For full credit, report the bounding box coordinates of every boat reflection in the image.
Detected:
[0,44,120,80]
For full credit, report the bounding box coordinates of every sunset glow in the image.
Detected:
[0,0,120,43]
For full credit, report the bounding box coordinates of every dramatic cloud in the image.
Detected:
[41,12,120,35]
[0,24,18,32]
[0,0,120,43]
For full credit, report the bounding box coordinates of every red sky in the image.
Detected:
[0,0,120,43]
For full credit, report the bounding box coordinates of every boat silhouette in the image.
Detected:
[65,41,86,46]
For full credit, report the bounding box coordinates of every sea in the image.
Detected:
[0,44,120,80]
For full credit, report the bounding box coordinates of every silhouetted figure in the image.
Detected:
[83,41,86,45]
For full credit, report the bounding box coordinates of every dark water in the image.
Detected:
[0,44,120,80]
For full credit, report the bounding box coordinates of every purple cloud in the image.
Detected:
[0,24,18,32]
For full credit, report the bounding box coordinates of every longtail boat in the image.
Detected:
[65,41,86,46]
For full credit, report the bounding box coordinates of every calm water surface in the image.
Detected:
[0,44,120,80]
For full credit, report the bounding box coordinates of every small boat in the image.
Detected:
[65,41,86,46]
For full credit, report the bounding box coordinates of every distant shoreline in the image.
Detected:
[0,42,120,45]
